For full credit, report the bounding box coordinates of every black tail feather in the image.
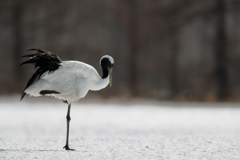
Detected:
[20,59,39,66]
[20,49,62,100]
[20,53,39,58]
[20,92,26,101]
[27,48,47,53]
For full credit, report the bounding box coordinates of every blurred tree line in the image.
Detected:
[1,0,240,101]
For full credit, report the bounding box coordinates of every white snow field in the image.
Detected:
[0,97,240,160]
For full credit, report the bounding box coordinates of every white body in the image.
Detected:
[25,61,110,103]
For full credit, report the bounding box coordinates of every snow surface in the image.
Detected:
[0,98,240,160]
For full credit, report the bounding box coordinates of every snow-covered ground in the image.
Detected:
[0,97,240,160]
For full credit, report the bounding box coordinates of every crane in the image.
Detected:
[20,49,114,150]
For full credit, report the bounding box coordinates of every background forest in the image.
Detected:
[1,0,240,101]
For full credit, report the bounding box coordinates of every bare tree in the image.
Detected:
[126,0,139,96]
[13,1,23,82]
[215,0,228,100]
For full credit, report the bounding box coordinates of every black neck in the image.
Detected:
[101,66,109,79]
[100,57,112,79]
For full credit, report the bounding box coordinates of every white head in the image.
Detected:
[99,55,114,86]
[100,55,114,66]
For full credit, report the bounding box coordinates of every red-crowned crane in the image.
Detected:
[20,49,114,150]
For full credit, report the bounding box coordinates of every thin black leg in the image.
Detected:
[63,104,74,150]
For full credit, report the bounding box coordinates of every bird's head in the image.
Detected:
[100,55,114,87]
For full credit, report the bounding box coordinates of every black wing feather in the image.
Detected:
[20,49,62,101]
[39,90,60,95]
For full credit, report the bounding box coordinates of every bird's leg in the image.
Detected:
[63,104,74,150]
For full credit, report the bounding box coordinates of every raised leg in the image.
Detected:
[63,104,74,150]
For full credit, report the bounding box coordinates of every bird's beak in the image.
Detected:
[109,68,113,87]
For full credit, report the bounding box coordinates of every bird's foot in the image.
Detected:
[63,145,75,151]
[62,100,68,104]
